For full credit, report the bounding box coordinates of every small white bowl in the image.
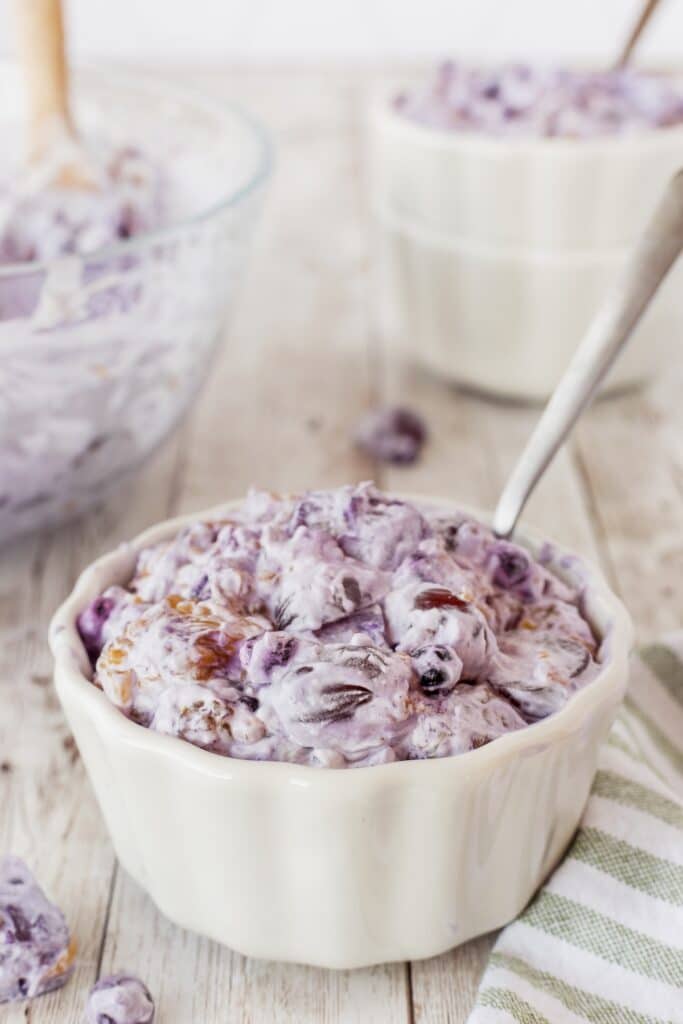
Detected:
[49,499,632,969]
[376,210,681,401]
[371,95,683,250]
[371,90,683,400]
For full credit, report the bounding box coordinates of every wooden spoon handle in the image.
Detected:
[14,0,73,159]
[615,0,666,68]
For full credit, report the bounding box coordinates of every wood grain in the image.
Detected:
[575,372,683,639]
[1,440,182,1024]
[0,65,680,1024]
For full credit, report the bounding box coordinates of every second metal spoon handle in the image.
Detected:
[493,168,683,540]
[615,0,666,68]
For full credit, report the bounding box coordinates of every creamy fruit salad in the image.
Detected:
[0,856,75,1004]
[78,484,602,768]
[0,144,164,263]
[395,63,683,137]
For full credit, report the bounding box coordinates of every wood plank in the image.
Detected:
[1,439,182,1024]
[410,937,495,1024]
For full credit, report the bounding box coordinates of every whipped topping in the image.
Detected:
[395,63,683,138]
[78,485,602,768]
[0,856,75,1003]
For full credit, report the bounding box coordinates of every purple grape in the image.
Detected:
[85,973,154,1024]
[411,644,463,697]
[77,596,115,662]
[490,542,530,589]
[354,407,427,466]
[0,856,75,1004]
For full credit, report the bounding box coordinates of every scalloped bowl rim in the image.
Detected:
[49,494,633,791]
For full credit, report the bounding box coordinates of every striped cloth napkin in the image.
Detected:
[468,637,683,1024]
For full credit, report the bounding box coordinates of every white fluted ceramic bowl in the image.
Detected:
[49,498,632,969]
[371,89,683,400]
[376,211,680,401]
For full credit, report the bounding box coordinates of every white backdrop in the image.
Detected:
[0,0,682,63]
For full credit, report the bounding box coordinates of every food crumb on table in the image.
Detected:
[85,973,155,1024]
[0,855,75,1004]
[354,406,428,465]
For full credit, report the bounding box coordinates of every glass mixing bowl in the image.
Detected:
[0,63,271,543]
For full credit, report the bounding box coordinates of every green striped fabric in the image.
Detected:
[469,637,683,1024]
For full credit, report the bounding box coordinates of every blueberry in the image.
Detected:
[412,644,462,697]
[490,543,530,589]
[354,407,427,466]
[419,668,448,694]
[77,597,115,661]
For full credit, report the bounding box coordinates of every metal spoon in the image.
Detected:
[493,168,683,539]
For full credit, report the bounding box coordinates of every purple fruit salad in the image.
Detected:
[0,144,164,264]
[78,484,603,768]
[395,63,683,138]
[0,856,76,1003]
[85,973,155,1024]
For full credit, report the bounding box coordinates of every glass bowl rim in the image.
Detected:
[0,60,274,280]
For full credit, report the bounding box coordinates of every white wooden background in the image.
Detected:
[1,67,682,1024]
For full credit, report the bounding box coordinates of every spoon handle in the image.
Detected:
[14,0,73,160]
[493,168,683,540]
[615,0,666,68]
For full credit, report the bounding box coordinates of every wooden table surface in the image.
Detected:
[1,67,682,1023]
